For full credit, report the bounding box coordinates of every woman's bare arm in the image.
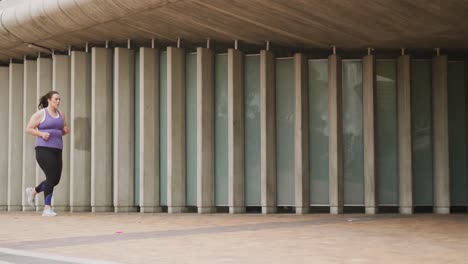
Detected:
[26,110,49,140]
[61,111,70,135]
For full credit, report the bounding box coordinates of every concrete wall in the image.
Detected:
[1,47,464,215]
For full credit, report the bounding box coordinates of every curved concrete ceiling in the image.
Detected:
[0,0,467,61]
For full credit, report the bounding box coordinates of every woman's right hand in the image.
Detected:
[41,132,50,140]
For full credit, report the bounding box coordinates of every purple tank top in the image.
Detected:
[35,109,64,149]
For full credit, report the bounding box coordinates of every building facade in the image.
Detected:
[0,0,467,214]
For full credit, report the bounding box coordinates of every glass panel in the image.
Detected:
[244,55,261,206]
[411,60,433,205]
[276,58,295,206]
[376,60,398,205]
[215,54,228,206]
[308,60,329,205]
[159,51,167,206]
[186,53,197,206]
[448,61,467,205]
[342,60,364,205]
[134,51,140,206]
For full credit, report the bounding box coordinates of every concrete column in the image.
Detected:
[432,55,450,214]
[22,60,36,211]
[197,47,215,214]
[294,53,310,214]
[167,47,186,213]
[0,67,8,211]
[8,63,24,211]
[260,50,277,214]
[398,55,413,215]
[328,54,344,214]
[113,48,136,213]
[52,54,71,212]
[70,51,91,212]
[228,49,245,214]
[91,48,113,212]
[36,58,52,98]
[139,47,161,213]
[35,58,52,209]
[466,61,468,214]
[363,54,377,214]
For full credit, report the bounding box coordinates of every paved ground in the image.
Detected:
[0,212,467,263]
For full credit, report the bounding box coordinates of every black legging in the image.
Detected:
[34,147,63,206]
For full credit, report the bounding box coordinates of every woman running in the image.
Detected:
[25,91,69,216]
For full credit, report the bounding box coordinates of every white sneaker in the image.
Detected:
[42,207,57,217]
[25,187,35,207]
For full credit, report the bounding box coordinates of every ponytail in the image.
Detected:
[38,91,59,110]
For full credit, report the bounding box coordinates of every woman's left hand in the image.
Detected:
[63,126,70,135]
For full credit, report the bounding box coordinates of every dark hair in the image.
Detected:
[38,91,59,109]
